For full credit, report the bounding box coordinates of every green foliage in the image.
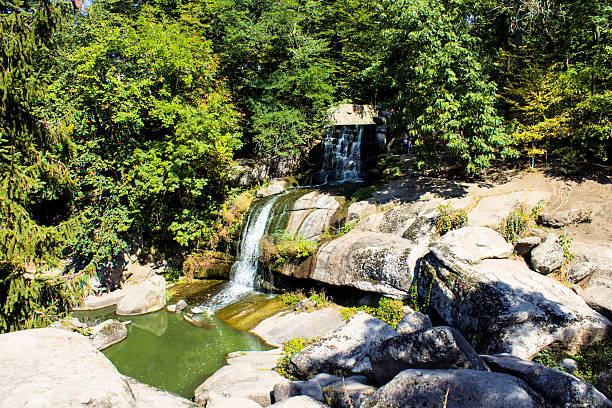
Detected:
[280,289,306,306]
[497,206,530,244]
[558,234,574,271]
[307,288,331,308]
[276,337,314,380]
[534,337,612,398]
[337,220,358,237]
[272,233,318,264]
[435,202,468,236]
[341,297,404,329]
[351,186,376,201]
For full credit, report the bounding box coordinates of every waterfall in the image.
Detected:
[203,195,281,311]
[319,125,363,183]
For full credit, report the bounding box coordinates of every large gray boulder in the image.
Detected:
[116,274,166,315]
[538,208,591,228]
[370,326,489,384]
[194,363,288,406]
[354,201,438,242]
[483,354,612,408]
[286,191,340,241]
[362,369,542,408]
[290,312,397,378]
[294,232,421,298]
[567,262,598,283]
[575,241,612,320]
[530,233,564,274]
[0,328,135,407]
[90,319,128,350]
[257,179,289,198]
[419,236,611,358]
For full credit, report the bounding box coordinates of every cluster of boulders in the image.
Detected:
[197,310,611,407]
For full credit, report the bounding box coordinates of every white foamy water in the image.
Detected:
[203,195,280,312]
[320,125,363,183]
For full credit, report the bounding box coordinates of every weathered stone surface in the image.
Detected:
[418,254,611,359]
[355,201,438,242]
[575,241,612,320]
[530,233,563,274]
[206,390,263,408]
[286,192,340,240]
[560,358,579,373]
[91,319,128,350]
[50,317,87,330]
[396,311,432,335]
[538,208,591,228]
[483,354,612,408]
[298,232,421,298]
[227,349,284,370]
[370,326,488,384]
[270,396,330,408]
[194,363,287,406]
[0,328,135,407]
[175,299,187,312]
[290,312,397,378]
[362,369,541,408]
[124,376,198,408]
[273,381,324,403]
[253,307,345,348]
[323,376,376,408]
[296,298,317,312]
[308,373,341,389]
[567,261,598,283]
[116,274,166,316]
[515,236,542,256]
[258,179,290,198]
[429,227,513,267]
[467,190,550,227]
[346,201,376,223]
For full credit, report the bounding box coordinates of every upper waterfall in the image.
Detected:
[319,125,364,183]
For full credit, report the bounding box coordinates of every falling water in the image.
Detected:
[319,125,363,183]
[203,195,281,311]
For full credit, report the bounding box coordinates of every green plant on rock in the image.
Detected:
[337,220,358,237]
[280,289,306,306]
[308,289,331,308]
[497,206,530,244]
[558,234,574,271]
[276,337,314,380]
[340,297,404,329]
[435,202,468,236]
[272,233,318,263]
[351,186,376,201]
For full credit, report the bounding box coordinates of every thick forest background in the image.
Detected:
[1,0,610,331]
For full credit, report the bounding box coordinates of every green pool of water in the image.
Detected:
[74,299,273,399]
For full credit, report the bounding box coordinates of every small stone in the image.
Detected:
[296,298,317,312]
[166,304,177,313]
[530,233,564,274]
[514,236,541,256]
[396,312,432,335]
[560,358,579,373]
[567,262,598,283]
[176,299,188,312]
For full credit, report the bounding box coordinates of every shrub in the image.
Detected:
[280,289,306,306]
[337,220,358,236]
[496,206,530,244]
[276,337,314,380]
[272,233,318,263]
[308,288,331,308]
[435,202,468,235]
[340,297,404,329]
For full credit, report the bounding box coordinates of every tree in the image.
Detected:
[377,0,515,173]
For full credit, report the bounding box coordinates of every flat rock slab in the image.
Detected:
[252,307,345,347]
[467,190,550,228]
[482,354,612,408]
[429,227,513,267]
[124,377,198,408]
[270,396,329,408]
[355,201,439,240]
[363,369,541,408]
[0,328,135,408]
[290,312,397,378]
[76,287,136,310]
[194,363,288,406]
[227,349,284,370]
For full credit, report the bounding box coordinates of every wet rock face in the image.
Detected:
[418,230,611,359]
[483,354,612,408]
[370,326,489,385]
[285,191,340,241]
[290,312,397,379]
[362,369,542,408]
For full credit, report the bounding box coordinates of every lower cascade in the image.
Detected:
[204,193,282,311]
